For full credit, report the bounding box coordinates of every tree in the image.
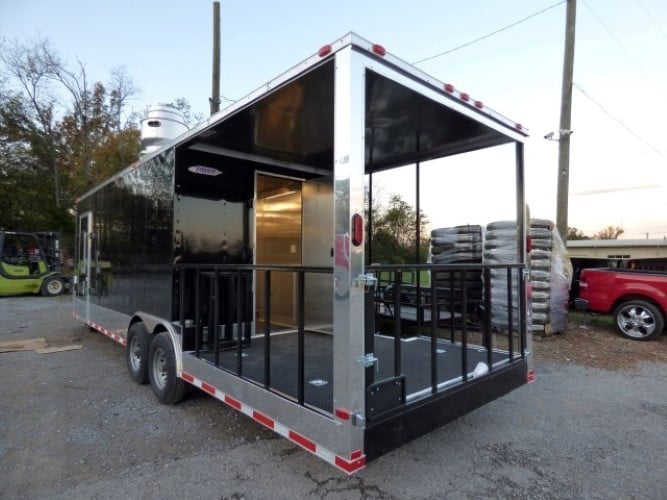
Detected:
[0,37,141,232]
[594,226,624,240]
[108,67,139,131]
[163,97,205,128]
[367,193,430,264]
[566,226,590,240]
[0,38,64,208]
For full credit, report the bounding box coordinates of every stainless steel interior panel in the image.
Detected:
[255,174,302,326]
[302,177,334,330]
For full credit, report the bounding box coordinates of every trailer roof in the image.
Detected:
[79,33,527,200]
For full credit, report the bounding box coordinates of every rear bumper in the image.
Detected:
[574,298,589,311]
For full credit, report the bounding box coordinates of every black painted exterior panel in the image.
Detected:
[81,150,175,320]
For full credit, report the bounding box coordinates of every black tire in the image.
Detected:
[148,331,186,404]
[529,219,554,230]
[40,276,64,296]
[613,300,664,340]
[126,322,150,384]
[486,221,516,231]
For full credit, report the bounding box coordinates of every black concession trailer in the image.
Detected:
[73,33,532,473]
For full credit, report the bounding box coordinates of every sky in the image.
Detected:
[1,0,666,239]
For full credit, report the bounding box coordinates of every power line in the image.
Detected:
[581,0,654,79]
[413,0,566,64]
[573,82,665,159]
[635,0,667,42]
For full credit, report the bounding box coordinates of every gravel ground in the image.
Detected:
[0,295,665,499]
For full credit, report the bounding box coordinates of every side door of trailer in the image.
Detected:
[75,211,93,321]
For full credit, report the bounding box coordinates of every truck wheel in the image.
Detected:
[126,322,150,384]
[40,276,64,296]
[148,331,185,404]
[613,300,664,340]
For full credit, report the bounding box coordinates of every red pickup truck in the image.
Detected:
[576,268,667,340]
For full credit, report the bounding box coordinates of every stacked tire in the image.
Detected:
[529,220,571,335]
[430,225,483,310]
[484,221,521,330]
[529,220,554,333]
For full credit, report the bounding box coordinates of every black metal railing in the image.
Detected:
[365,262,527,417]
[173,261,528,417]
[174,264,332,409]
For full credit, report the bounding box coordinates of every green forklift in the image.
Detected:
[0,231,65,297]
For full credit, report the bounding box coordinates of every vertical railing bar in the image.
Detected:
[393,270,402,377]
[430,274,438,394]
[484,267,493,372]
[213,268,220,367]
[364,277,376,389]
[264,270,271,389]
[195,268,201,356]
[178,266,185,331]
[416,269,422,333]
[519,266,527,357]
[461,268,468,382]
[297,270,305,405]
[236,268,243,376]
[449,270,455,343]
[226,269,234,343]
[507,267,514,360]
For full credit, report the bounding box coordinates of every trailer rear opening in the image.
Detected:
[73,33,531,474]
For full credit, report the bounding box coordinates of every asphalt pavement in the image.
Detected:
[0,295,665,499]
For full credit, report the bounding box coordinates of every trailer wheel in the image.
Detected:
[40,277,64,296]
[148,331,185,404]
[613,300,664,340]
[126,322,150,384]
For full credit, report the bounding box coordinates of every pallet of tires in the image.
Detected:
[529,220,572,335]
[484,221,521,330]
[430,225,483,310]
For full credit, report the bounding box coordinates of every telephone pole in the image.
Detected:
[556,0,577,242]
[210,1,221,115]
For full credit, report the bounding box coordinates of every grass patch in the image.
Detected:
[568,310,615,329]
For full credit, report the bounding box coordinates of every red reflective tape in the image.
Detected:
[350,449,362,460]
[181,372,194,383]
[335,455,366,474]
[527,370,535,383]
[224,395,242,410]
[201,382,216,396]
[288,430,316,453]
[335,407,351,420]
[253,410,274,429]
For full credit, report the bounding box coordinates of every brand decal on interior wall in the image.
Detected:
[188,165,222,176]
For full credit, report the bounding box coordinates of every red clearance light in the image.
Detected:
[460,92,470,101]
[371,44,386,56]
[474,100,483,109]
[351,213,364,246]
[526,235,533,254]
[515,123,523,130]
[318,44,332,57]
[444,83,455,93]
